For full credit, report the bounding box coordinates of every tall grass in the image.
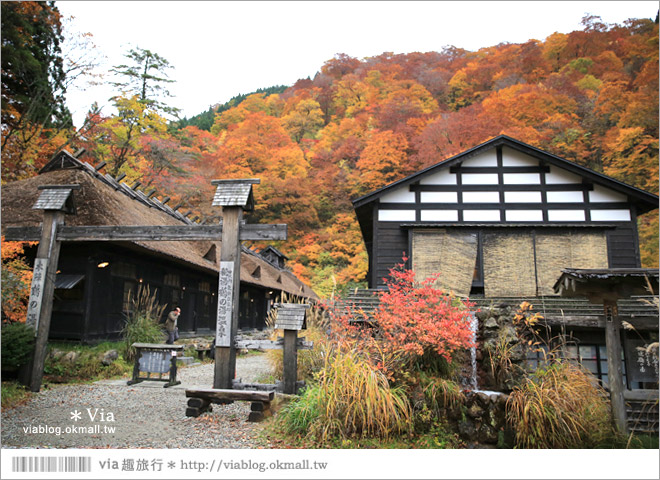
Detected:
[120,285,167,362]
[419,372,465,413]
[278,347,412,442]
[506,359,613,448]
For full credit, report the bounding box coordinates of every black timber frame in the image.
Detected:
[353,136,658,289]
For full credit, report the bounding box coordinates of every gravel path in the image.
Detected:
[1,353,278,449]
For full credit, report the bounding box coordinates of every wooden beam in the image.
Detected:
[540,316,658,329]
[27,211,64,392]
[283,329,298,394]
[185,388,274,403]
[234,338,313,350]
[214,207,242,389]
[604,303,627,435]
[2,224,287,242]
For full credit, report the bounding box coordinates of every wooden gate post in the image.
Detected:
[604,299,628,434]
[282,329,298,394]
[25,185,78,392]
[211,179,259,389]
[214,205,243,388]
[274,303,309,394]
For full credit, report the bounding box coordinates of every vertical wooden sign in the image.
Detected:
[215,261,234,347]
[26,258,48,331]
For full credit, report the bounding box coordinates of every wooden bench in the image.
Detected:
[185,388,275,422]
[127,343,184,388]
[194,346,212,360]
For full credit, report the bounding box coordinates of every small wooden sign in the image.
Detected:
[139,350,172,374]
[624,338,659,383]
[216,261,234,347]
[26,258,48,331]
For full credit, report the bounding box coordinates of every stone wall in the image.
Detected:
[456,391,512,446]
[474,304,529,392]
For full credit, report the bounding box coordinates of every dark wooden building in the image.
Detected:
[353,135,658,297]
[1,151,318,341]
[349,135,658,401]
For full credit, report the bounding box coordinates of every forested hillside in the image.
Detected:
[2,6,658,297]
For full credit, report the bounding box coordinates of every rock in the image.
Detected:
[484,338,498,352]
[467,403,484,419]
[101,350,118,366]
[509,343,526,362]
[458,420,478,441]
[496,393,509,409]
[475,392,490,406]
[499,325,518,344]
[49,349,65,361]
[62,351,79,364]
[475,311,489,321]
[484,317,498,329]
[478,423,499,444]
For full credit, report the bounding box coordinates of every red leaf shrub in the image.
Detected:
[375,263,475,366]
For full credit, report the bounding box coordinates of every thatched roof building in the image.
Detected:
[1,151,317,339]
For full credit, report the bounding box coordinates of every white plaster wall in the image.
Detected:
[420,192,458,203]
[589,185,627,203]
[380,188,415,203]
[463,210,501,221]
[501,147,539,167]
[461,173,499,185]
[460,150,498,167]
[546,191,584,203]
[462,191,500,203]
[590,209,631,221]
[378,210,416,222]
[547,210,585,221]
[503,173,541,184]
[504,191,542,203]
[420,210,459,221]
[419,169,457,185]
[505,210,544,221]
[545,167,581,184]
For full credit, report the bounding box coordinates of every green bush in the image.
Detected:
[1,322,34,370]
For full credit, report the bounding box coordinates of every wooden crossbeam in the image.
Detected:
[3,224,287,242]
[235,337,313,350]
[185,388,274,403]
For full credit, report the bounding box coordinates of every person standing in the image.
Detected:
[165,307,181,344]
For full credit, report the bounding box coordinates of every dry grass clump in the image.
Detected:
[278,346,412,442]
[120,285,167,362]
[506,360,613,448]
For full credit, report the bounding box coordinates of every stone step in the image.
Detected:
[176,356,196,366]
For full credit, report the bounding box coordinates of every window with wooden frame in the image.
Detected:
[565,343,627,389]
[164,273,181,288]
[111,262,136,279]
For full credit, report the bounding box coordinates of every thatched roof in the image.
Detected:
[1,151,318,300]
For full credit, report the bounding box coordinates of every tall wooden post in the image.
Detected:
[274,303,309,394]
[214,206,243,389]
[282,329,298,394]
[210,179,260,389]
[24,185,78,392]
[604,299,627,434]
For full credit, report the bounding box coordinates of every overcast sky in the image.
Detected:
[56,1,659,127]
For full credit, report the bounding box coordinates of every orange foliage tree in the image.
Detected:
[1,238,36,323]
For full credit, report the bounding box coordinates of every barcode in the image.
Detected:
[11,456,91,473]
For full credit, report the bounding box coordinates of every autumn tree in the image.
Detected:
[1,238,35,323]
[111,47,180,118]
[282,97,324,143]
